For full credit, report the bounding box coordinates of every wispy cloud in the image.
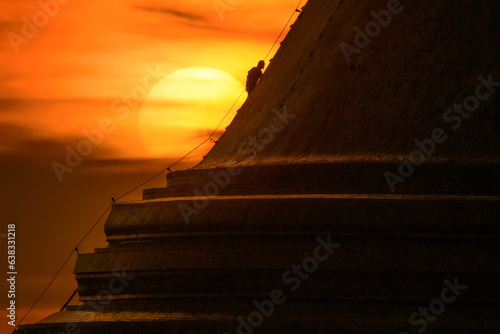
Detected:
[133,5,206,22]
[186,128,225,141]
[0,122,43,153]
[83,155,199,174]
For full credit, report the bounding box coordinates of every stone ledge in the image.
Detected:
[144,163,500,199]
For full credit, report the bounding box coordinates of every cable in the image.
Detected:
[118,0,303,188]
[60,288,79,312]
[149,0,304,174]
[14,203,112,332]
[14,250,76,331]
[75,204,112,249]
[264,0,304,61]
[207,89,246,141]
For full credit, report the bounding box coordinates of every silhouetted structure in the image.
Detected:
[16,0,500,333]
[246,60,265,93]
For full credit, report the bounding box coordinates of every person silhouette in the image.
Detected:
[246,60,265,94]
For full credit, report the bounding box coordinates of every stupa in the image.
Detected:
[16,0,499,333]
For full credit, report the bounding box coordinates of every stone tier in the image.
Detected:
[16,163,500,333]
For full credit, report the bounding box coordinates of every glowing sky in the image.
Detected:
[1,0,299,162]
[0,0,302,330]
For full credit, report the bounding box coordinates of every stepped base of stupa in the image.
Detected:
[16,163,500,333]
[16,0,500,331]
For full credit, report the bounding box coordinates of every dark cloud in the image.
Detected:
[0,98,26,111]
[0,122,32,138]
[183,21,243,33]
[0,20,16,33]
[84,155,200,174]
[133,5,206,22]
[126,4,248,40]
[0,98,52,116]
[0,121,119,163]
[0,98,111,116]
[0,20,23,52]
[186,128,225,141]
[0,122,47,156]
[127,22,243,41]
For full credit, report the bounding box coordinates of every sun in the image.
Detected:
[139,67,245,157]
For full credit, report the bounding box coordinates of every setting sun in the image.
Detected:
[139,67,245,157]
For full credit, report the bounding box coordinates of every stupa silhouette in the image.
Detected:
[16,0,499,333]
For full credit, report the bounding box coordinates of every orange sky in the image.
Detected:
[0,0,302,331]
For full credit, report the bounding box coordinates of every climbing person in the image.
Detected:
[246,60,265,94]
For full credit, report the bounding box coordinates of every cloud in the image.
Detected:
[0,121,120,162]
[0,121,29,136]
[83,155,200,174]
[130,3,248,36]
[0,122,41,153]
[0,21,21,51]
[0,121,201,173]
[186,128,225,141]
[133,5,206,22]
[182,21,248,34]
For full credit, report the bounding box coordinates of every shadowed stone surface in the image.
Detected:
[15,0,500,333]
[196,0,500,168]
